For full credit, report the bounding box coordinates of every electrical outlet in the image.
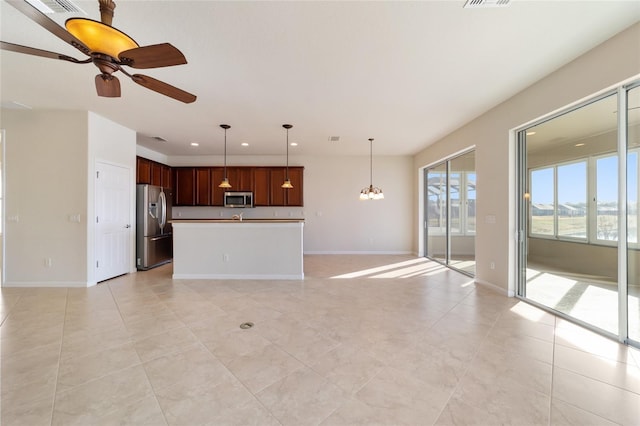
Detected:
[223,254,229,262]
[45,258,52,267]
[490,261,495,270]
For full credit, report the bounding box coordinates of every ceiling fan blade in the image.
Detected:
[118,43,187,69]
[1,41,91,63]
[131,74,196,104]
[95,74,121,97]
[6,0,90,56]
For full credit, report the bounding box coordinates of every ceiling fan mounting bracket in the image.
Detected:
[92,53,120,75]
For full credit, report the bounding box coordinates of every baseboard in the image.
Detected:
[2,281,90,288]
[304,251,413,255]
[475,279,514,297]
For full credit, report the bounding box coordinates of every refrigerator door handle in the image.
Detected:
[158,190,167,230]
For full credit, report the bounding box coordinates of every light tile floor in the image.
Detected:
[1,255,640,426]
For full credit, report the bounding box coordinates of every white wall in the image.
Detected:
[0,109,136,287]
[414,22,640,295]
[1,109,89,286]
[168,153,414,254]
[87,112,137,284]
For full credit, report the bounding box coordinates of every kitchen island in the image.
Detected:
[171,219,304,280]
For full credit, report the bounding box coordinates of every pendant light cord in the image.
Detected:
[370,138,374,188]
[286,127,290,180]
[223,127,227,179]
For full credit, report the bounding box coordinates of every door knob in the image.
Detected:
[125,224,131,228]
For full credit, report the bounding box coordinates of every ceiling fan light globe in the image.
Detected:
[65,18,138,59]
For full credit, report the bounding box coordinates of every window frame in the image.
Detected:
[528,148,640,249]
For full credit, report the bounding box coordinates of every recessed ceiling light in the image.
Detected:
[290,142,298,146]
[241,142,249,147]
[575,143,585,147]
[190,142,199,147]
[526,131,536,136]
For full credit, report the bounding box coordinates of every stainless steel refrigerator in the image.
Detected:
[136,184,173,270]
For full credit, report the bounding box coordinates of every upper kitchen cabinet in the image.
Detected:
[195,168,211,206]
[253,167,271,206]
[286,167,304,206]
[150,162,162,186]
[211,167,225,206]
[269,167,304,206]
[173,167,196,205]
[227,167,254,192]
[136,157,152,184]
[172,165,303,207]
[136,157,172,188]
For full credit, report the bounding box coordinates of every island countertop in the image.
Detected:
[170,218,304,224]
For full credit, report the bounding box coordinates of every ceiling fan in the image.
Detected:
[0,0,197,103]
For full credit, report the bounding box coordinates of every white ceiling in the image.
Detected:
[1,0,639,157]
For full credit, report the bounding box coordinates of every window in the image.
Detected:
[557,161,587,239]
[596,154,618,242]
[529,153,640,246]
[530,167,554,236]
[425,150,476,276]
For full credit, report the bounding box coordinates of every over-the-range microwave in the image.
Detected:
[224,192,254,208]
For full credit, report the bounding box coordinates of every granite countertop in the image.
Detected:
[170,218,305,223]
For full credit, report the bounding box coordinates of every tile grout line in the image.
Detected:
[195,329,286,425]
[48,288,69,426]
[428,286,502,425]
[548,315,557,426]
[107,280,172,426]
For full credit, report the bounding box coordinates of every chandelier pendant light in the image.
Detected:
[282,124,294,189]
[360,138,384,200]
[219,124,232,188]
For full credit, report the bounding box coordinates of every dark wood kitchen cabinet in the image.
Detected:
[173,167,196,205]
[211,167,225,206]
[161,165,172,188]
[136,157,152,184]
[195,168,211,205]
[136,157,172,188]
[253,168,271,206]
[150,162,162,186]
[269,167,304,206]
[172,165,303,207]
[285,167,304,206]
[227,167,254,192]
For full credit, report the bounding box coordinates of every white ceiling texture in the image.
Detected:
[1,0,639,157]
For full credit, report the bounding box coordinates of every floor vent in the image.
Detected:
[463,0,511,8]
[27,0,85,14]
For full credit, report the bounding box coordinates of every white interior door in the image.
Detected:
[95,161,131,282]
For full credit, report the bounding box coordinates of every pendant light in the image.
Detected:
[281,124,294,189]
[359,138,384,200]
[219,124,232,188]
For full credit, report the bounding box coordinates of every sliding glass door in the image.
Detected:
[627,85,639,344]
[425,150,475,276]
[517,80,639,347]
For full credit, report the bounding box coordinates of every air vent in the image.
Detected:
[328,136,340,142]
[463,0,510,8]
[27,0,85,14]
